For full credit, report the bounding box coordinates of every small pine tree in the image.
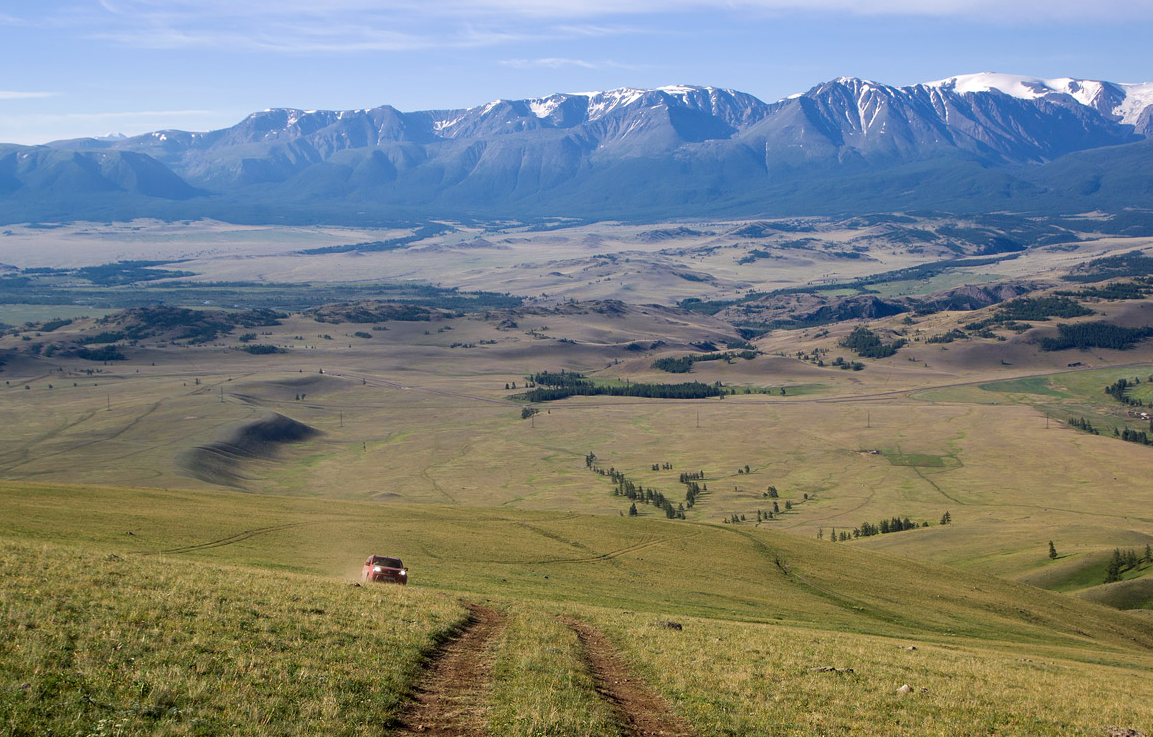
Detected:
[940,511,951,525]
[1145,543,1152,563]
[1105,548,1124,583]
[1048,541,1058,559]
[628,503,638,517]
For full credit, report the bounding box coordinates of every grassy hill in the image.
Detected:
[2,481,1152,735]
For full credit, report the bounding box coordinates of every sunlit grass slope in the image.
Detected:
[4,480,1152,646]
[0,540,467,737]
[3,481,1153,735]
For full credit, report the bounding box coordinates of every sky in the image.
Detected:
[3,0,1153,145]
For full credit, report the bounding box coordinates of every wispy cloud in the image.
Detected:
[500,57,643,71]
[0,109,226,145]
[23,109,216,121]
[31,0,1153,57]
[0,91,56,100]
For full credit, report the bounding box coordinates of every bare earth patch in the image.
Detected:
[562,617,695,737]
[395,602,505,736]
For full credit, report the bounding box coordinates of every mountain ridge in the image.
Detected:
[2,73,1151,224]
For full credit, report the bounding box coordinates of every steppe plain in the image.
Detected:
[2,214,1153,735]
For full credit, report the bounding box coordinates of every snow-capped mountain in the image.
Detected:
[3,73,1152,223]
[926,73,1153,131]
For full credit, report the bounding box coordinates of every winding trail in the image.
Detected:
[394,603,505,736]
[561,617,695,737]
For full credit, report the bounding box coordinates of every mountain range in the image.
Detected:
[3,73,1153,224]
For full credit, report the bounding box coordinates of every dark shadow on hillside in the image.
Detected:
[178,412,321,489]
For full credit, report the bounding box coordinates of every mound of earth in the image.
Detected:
[917,283,1033,312]
[179,412,321,488]
[311,301,441,324]
[718,293,907,327]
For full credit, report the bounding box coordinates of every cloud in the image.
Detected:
[429,0,1153,19]
[0,109,227,145]
[0,91,55,100]
[501,58,599,69]
[40,0,1153,56]
[33,109,216,120]
[499,57,643,70]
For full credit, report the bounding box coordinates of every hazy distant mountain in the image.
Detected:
[3,73,1153,224]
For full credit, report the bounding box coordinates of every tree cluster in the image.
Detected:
[1039,322,1153,352]
[651,350,759,374]
[1063,251,1153,283]
[839,326,906,359]
[1068,417,1100,435]
[1104,547,1149,583]
[239,344,285,355]
[926,330,965,344]
[1057,280,1151,301]
[996,296,1093,321]
[523,375,724,402]
[835,515,931,541]
[74,345,126,361]
[830,356,865,371]
[590,458,685,519]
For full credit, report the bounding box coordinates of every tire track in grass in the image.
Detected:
[395,602,506,736]
[136,521,322,555]
[561,617,695,737]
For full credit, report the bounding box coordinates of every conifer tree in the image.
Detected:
[1048,541,1058,559]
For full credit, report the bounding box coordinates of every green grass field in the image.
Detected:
[5,285,1153,734]
[2,482,1152,735]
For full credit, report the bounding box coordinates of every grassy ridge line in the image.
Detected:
[2,481,1152,651]
[0,539,468,737]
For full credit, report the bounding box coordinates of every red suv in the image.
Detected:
[362,555,408,585]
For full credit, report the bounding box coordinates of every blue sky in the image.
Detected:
[2,0,1153,144]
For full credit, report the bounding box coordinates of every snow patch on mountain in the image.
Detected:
[529,98,560,119]
[586,88,648,120]
[927,72,1153,126]
[1116,82,1153,125]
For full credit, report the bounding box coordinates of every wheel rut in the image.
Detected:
[561,617,695,737]
[395,603,505,736]
[136,521,321,556]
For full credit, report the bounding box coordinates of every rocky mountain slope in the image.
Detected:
[3,73,1152,223]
